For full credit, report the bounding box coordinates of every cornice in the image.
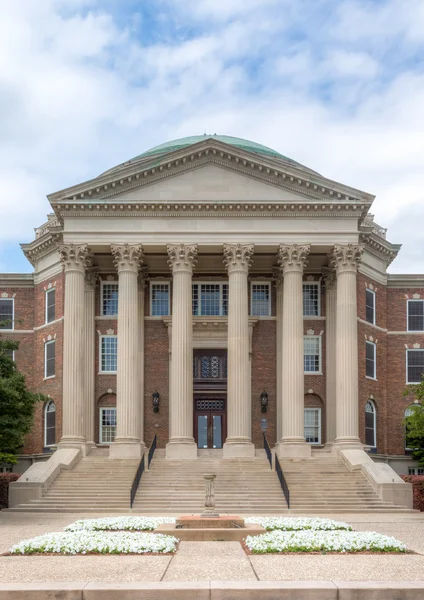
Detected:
[387,274,424,288]
[0,273,34,287]
[360,231,401,267]
[48,143,374,213]
[21,226,63,267]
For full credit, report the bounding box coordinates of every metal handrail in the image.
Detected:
[130,454,145,508]
[263,433,272,469]
[275,455,290,508]
[148,434,157,468]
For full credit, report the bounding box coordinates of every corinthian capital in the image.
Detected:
[223,243,254,273]
[85,267,99,290]
[59,244,93,274]
[272,266,284,286]
[278,244,310,274]
[111,244,144,274]
[167,243,198,273]
[331,244,363,274]
[322,267,337,291]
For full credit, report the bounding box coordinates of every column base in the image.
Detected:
[109,442,145,460]
[166,440,197,459]
[278,440,311,459]
[332,438,364,453]
[223,441,255,458]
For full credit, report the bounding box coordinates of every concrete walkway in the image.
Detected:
[1,511,424,597]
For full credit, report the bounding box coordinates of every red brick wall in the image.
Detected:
[251,320,276,446]
[144,320,169,448]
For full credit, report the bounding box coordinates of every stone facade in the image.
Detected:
[1,136,423,476]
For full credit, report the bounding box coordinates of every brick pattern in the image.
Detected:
[2,269,424,458]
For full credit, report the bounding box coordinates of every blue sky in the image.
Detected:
[1,0,423,272]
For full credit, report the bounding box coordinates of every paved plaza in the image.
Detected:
[1,511,424,585]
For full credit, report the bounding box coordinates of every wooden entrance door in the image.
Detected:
[194,398,226,449]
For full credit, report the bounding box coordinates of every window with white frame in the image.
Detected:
[150,282,170,316]
[365,400,376,448]
[100,407,116,443]
[100,336,117,372]
[44,400,56,447]
[45,288,56,324]
[408,300,424,332]
[366,341,376,379]
[303,283,320,316]
[0,466,12,473]
[304,336,321,373]
[304,408,321,444]
[365,289,376,325]
[0,298,14,330]
[408,467,424,475]
[251,283,271,316]
[101,283,118,316]
[44,340,55,378]
[406,349,424,384]
[192,283,228,316]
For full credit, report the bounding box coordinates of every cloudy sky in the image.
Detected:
[1,0,423,273]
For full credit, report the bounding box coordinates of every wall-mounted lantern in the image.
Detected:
[152,391,160,413]
[260,390,268,413]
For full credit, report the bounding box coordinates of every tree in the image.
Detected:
[403,376,424,467]
[0,330,45,465]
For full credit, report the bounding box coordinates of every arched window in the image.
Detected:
[365,400,376,448]
[44,400,56,447]
[404,406,415,450]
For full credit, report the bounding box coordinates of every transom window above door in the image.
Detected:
[192,283,228,316]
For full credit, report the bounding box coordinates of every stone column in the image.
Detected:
[332,244,363,448]
[166,243,198,459]
[84,266,99,448]
[138,268,148,447]
[223,243,255,458]
[59,244,92,447]
[109,243,144,459]
[273,268,284,445]
[323,267,337,446]
[277,244,311,459]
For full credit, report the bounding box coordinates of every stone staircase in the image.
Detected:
[132,449,288,514]
[280,451,411,513]
[9,447,139,513]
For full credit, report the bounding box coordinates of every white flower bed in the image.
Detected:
[245,517,352,531]
[65,516,176,532]
[245,530,406,554]
[9,531,178,555]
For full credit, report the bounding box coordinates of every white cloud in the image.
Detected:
[0,0,423,273]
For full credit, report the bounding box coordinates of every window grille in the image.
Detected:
[44,341,55,378]
[100,408,116,443]
[303,283,320,316]
[193,354,227,379]
[46,289,56,323]
[101,336,117,372]
[304,408,321,444]
[406,350,424,384]
[151,283,170,316]
[304,336,321,372]
[251,283,270,316]
[102,283,118,316]
[365,289,375,325]
[0,299,13,330]
[366,341,376,379]
[195,399,225,411]
[408,300,424,332]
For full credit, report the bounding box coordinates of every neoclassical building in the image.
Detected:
[1,135,423,497]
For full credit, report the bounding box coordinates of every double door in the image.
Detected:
[194,398,226,449]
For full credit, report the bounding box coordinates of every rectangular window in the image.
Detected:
[100,336,117,372]
[251,283,271,316]
[0,298,14,330]
[408,467,424,475]
[45,289,56,323]
[365,289,375,325]
[150,283,170,316]
[407,349,424,384]
[101,283,119,316]
[100,408,117,444]
[366,341,376,379]
[4,348,15,361]
[192,283,228,316]
[44,340,55,378]
[304,408,321,444]
[304,336,321,373]
[408,300,424,332]
[303,283,320,317]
